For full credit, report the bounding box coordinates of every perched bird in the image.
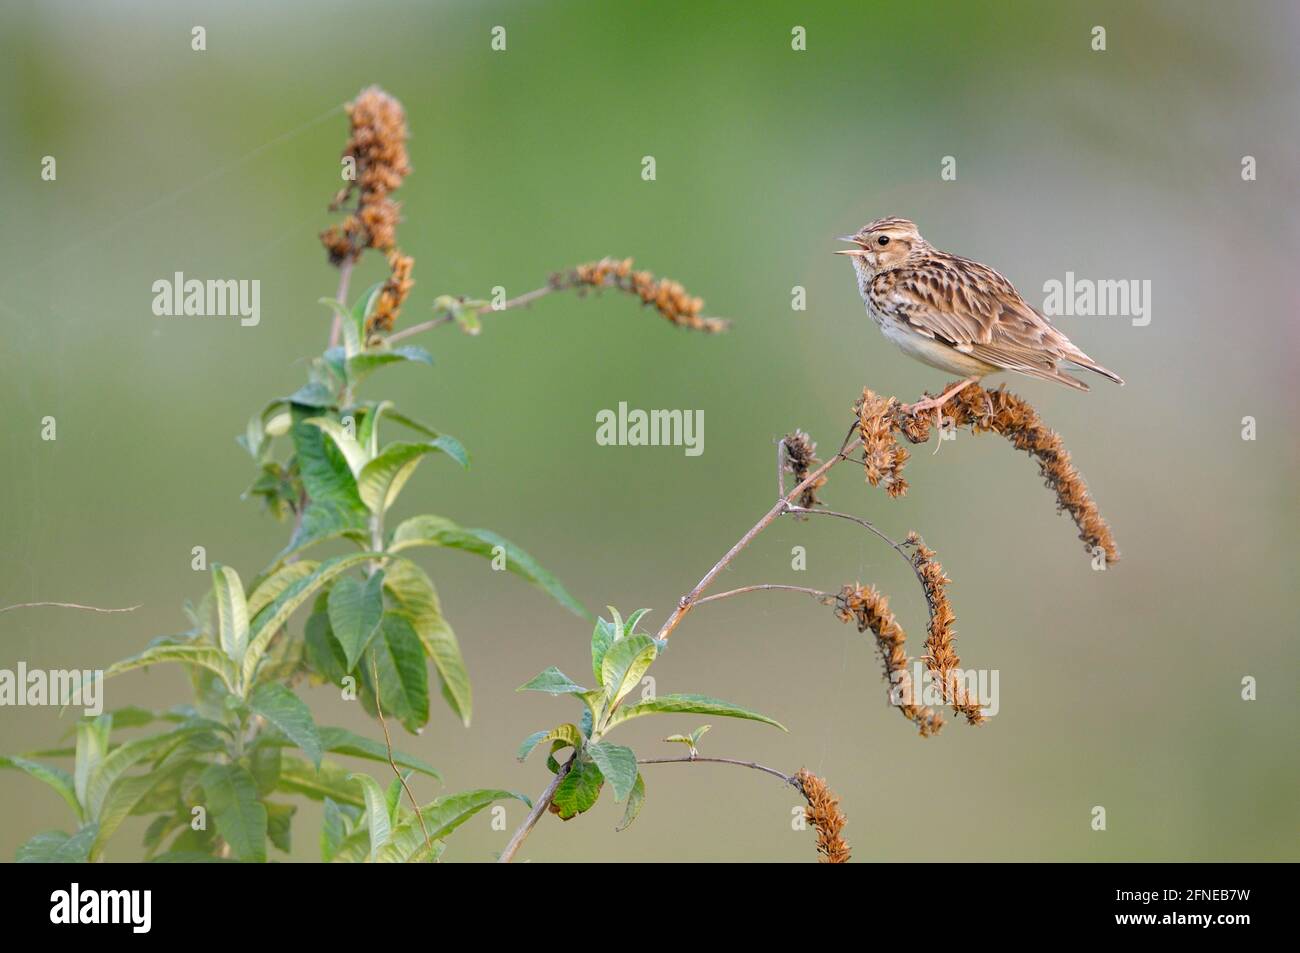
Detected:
[836,217,1122,424]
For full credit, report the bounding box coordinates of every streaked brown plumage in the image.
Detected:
[836,218,1122,415]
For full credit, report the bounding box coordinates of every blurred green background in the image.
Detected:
[1,0,1296,862]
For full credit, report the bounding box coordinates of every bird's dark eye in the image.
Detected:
[877,235,890,246]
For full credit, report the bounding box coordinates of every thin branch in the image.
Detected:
[776,437,788,497]
[498,757,572,864]
[637,756,799,788]
[369,648,432,858]
[0,601,141,615]
[327,258,355,349]
[385,285,555,343]
[692,584,831,608]
[652,434,862,643]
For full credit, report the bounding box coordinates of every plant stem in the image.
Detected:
[637,756,799,788]
[327,258,355,349]
[652,436,862,643]
[386,284,555,344]
[691,584,831,607]
[369,649,432,857]
[0,601,140,614]
[498,758,572,863]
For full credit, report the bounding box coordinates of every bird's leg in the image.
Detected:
[901,377,980,453]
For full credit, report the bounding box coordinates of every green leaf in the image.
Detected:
[664,725,711,752]
[516,723,582,762]
[93,766,187,860]
[85,726,199,821]
[276,756,364,808]
[551,757,604,820]
[247,561,319,619]
[274,501,368,567]
[319,296,362,358]
[605,694,787,732]
[357,440,467,514]
[351,772,391,862]
[320,797,347,862]
[212,564,250,666]
[266,802,295,854]
[590,616,618,684]
[361,614,430,733]
[200,763,267,862]
[248,683,322,769]
[615,772,646,832]
[238,399,289,461]
[381,789,528,861]
[17,825,98,863]
[347,346,434,386]
[291,405,362,510]
[0,757,80,822]
[304,416,368,476]
[74,715,112,810]
[328,571,386,672]
[517,666,589,695]
[587,741,637,801]
[382,558,470,726]
[390,514,587,618]
[286,380,336,409]
[315,726,441,780]
[600,634,657,707]
[104,644,238,695]
[243,551,379,688]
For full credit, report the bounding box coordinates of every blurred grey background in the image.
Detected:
[1,0,1296,861]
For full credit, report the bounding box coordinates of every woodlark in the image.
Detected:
[837,217,1122,424]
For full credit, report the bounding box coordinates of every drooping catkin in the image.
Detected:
[550,257,730,333]
[906,532,984,725]
[782,430,827,515]
[795,769,851,864]
[833,583,944,737]
[320,86,412,265]
[853,383,1119,563]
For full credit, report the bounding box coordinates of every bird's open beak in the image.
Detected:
[835,235,868,256]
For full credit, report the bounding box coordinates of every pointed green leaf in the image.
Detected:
[605,693,787,732]
[390,514,586,618]
[516,723,582,761]
[243,551,380,687]
[590,616,618,684]
[382,558,470,726]
[600,634,657,707]
[0,757,80,822]
[276,756,364,808]
[551,757,604,820]
[357,440,467,514]
[17,825,98,863]
[248,683,322,769]
[317,727,441,780]
[328,571,386,672]
[360,615,430,733]
[517,667,589,695]
[104,644,238,695]
[321,797,347,862]
[615,772,646,832]
[291,406,362,510]
[247,561,319,620]
[304,417,368,477]
[74,715,112,810]
[351,772,391,862]
[347,346,434,386]
[200,763,267,862]
[212,564,250,666]
[587,741,637,801]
